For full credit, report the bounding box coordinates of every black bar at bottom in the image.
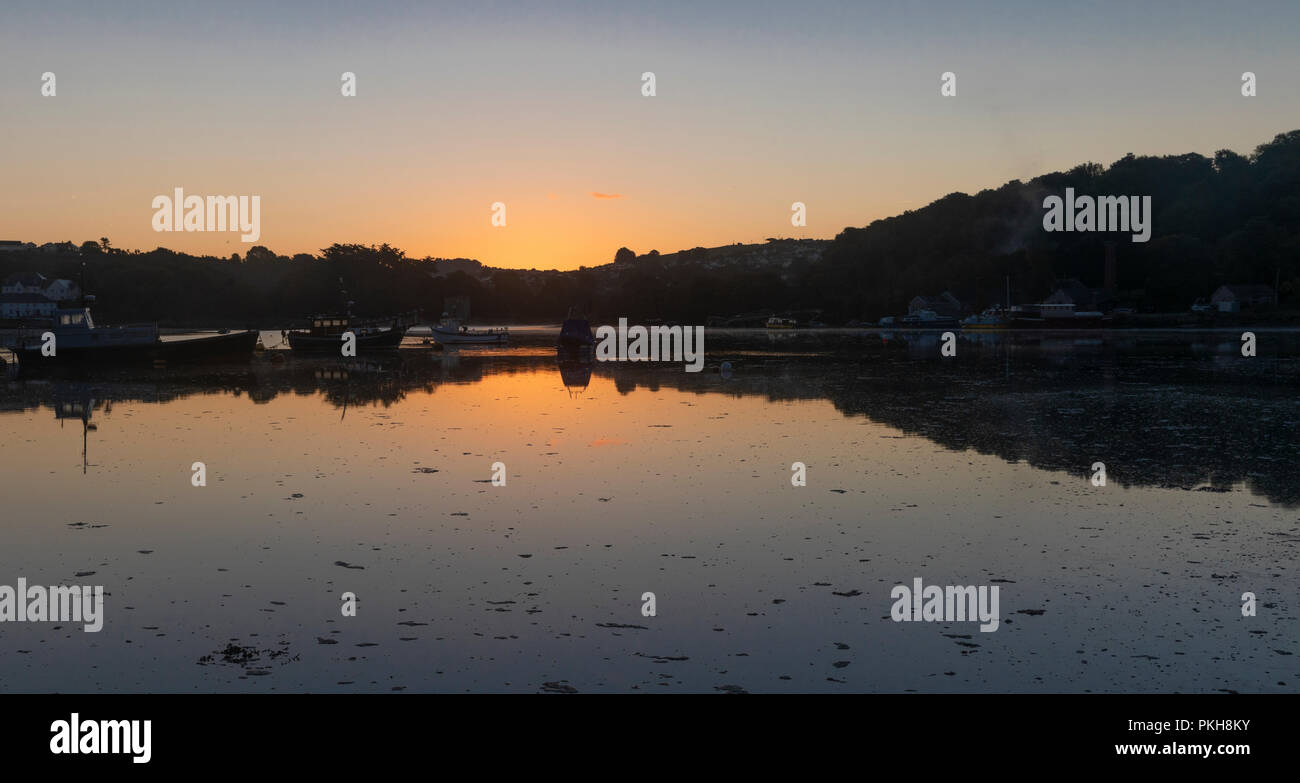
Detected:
[0,693,1283,771]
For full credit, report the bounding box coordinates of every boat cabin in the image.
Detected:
[57,307,95,330]
[308,316,352,335]
[35,306,158,349]
[1036,303,1076,317]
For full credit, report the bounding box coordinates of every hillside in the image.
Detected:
[2,129,1298,325]
[812,129,1300,319]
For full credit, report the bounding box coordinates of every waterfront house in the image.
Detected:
[2,273,81,303]
[42,279,82,303]
[1043,278,1115,312]
[908,292,962,318]
[0,292,58,319]
[1210,284,1276,312]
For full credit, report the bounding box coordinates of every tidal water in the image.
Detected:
[1,328,1297,692]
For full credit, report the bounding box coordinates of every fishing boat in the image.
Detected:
[961,307,1010,330]
[900,309,960,329]
[557,316,595,350]
[766,316,797,329]
[429,314,508,345]
[1008,303,1109,329]
[1,304,257,365]
[286,312,413,352]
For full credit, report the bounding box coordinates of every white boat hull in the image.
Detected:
[430,327,507,345]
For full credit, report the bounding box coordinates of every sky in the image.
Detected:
[2,0,1298,269]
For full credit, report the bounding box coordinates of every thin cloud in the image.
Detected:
[590,192,623,199]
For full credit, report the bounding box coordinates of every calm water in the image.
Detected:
[1,328,1297,692]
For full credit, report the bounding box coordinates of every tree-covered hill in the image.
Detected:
[3,129,1297,325]
[811,129,1300,318]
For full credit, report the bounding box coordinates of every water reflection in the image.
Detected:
[5,330,1293,504]
[557,358,593,398]
[2,329,1296,693]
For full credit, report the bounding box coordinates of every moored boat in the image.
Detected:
[1008,303,1110,329]
[900,309,959,329]
[765,316,797,329]
[286,312,413,352]
[2,305,257,365]
[557,317,595,350]
[158,330,260,360]
[961,307,1010,330]
[429,315,508,345]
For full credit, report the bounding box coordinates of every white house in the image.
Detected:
[42,278,82,302]
[0,292,58,319]
[908,292,963,318]
[1210,284,1275,312]
[0,273,82,315]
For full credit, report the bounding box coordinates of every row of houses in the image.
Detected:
[909,281,1279,317]
[908,282,1113,317]
[0,272,83,319]
[0,240,80,254]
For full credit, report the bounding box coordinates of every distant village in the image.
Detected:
[904,281,1277,319]
[0,236,1288,327]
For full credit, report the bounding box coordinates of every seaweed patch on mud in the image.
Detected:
[198,640,299,676]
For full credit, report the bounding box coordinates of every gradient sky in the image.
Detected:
[3,0,1299,269]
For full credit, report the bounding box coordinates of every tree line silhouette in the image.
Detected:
[3,129,1297,326]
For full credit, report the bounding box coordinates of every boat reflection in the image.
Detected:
[557,351,593,398]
